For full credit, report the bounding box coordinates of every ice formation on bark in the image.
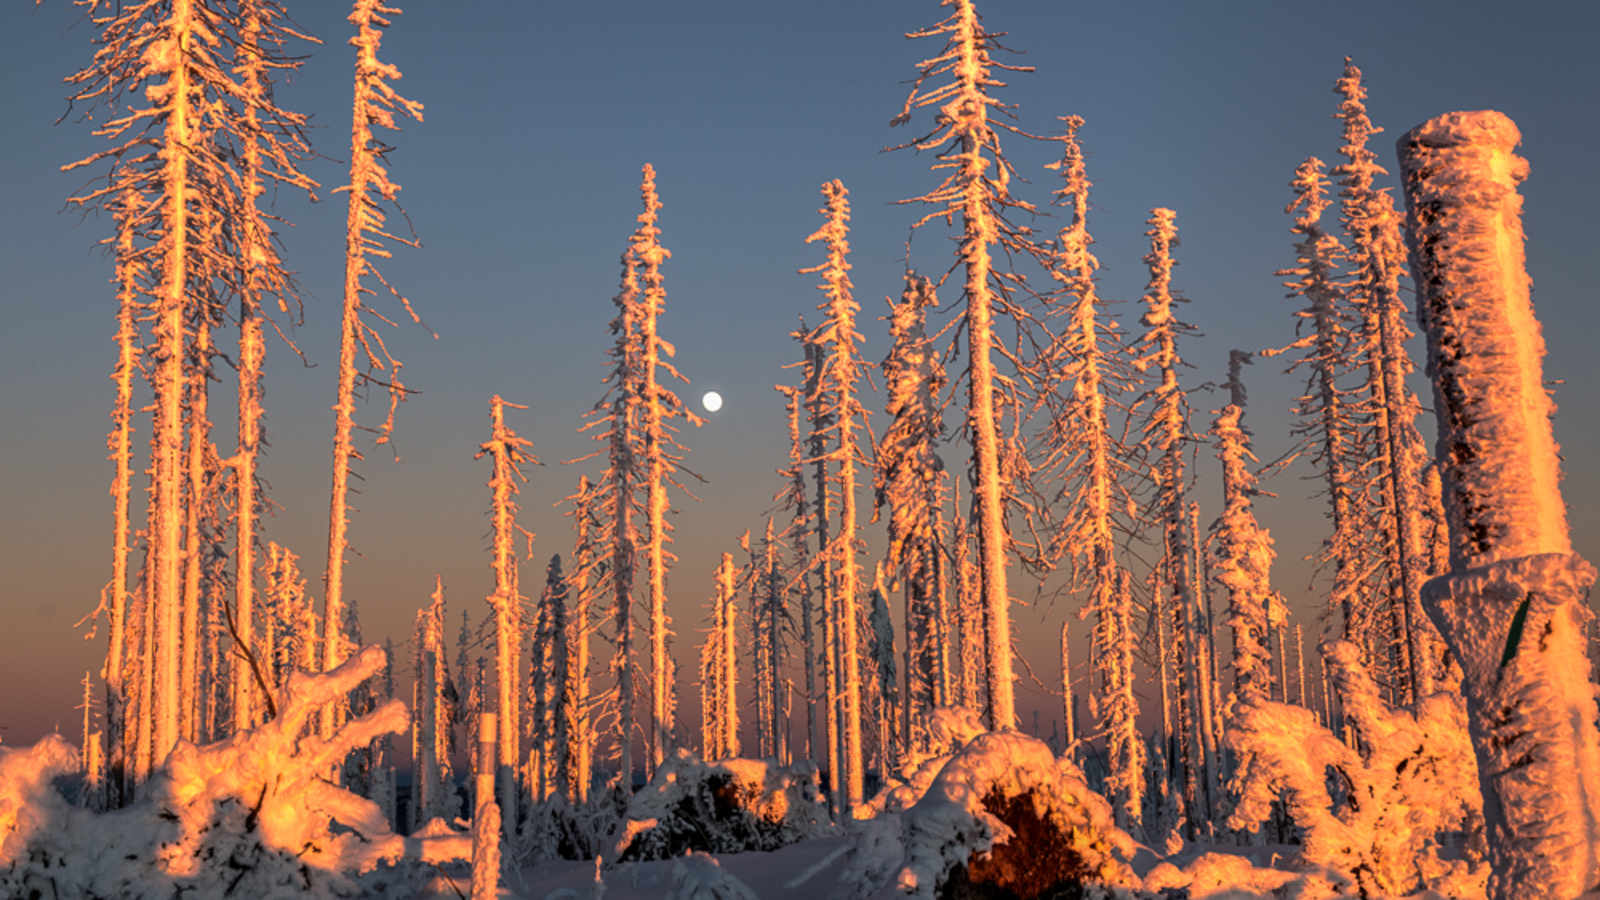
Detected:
[1398,108,1600,900]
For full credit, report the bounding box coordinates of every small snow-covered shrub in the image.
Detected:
[850,730,1140,899]
[0,646,468,898]
[862,706,991,819]
[615,750,831,861]
[1227,640,1486,898]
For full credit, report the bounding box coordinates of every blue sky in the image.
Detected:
[1,0,1596,743]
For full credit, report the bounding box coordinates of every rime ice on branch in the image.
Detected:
[1397,109,1600,900]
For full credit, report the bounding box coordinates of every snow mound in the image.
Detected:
[1142,852,1301,899]
[614,750,831,861]
[0,645,469,898]
[861,705,991,819]
[847,729,1141,899]
[662,850,759,899]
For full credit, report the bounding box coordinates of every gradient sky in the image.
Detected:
[2,0,1596,746]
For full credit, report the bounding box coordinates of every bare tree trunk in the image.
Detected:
[1398,110,1600,900]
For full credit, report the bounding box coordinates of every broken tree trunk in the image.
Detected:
[1397,109,1600,900]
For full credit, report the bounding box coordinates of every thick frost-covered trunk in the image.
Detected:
[324,0,424,745]
[1398,109,1600,900]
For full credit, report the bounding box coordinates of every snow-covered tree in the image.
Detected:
[750,519,788,762]
[700,552,740,762]
[874,272,951,736]
[798,326,844,815]
[322,0,425,745]
[533,554,570,804]
[1131,207,1206,836]
[774,383,818,764]
[561,477,602,803]
[411,576,457,831]
[889,0,1050,731]
[1398,108,1600,900]
[1030,117,1144,827]
[800,179,871,808]
[1266,157,1365,645]
[100,186,145,804]
[1332,59,1433,706]
[1210,360,1276,710]
[226,0,317,736]
[630,164,703,775]
[476,394,536,828]
[64,0,251,773]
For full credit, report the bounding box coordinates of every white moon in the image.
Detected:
[701,391,723,413]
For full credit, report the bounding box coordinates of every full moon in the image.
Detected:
[701,391,723,413]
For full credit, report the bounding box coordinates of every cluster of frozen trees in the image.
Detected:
[52,0,1597,895]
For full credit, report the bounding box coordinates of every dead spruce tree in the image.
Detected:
[576,243,645,791]
[631,164,703,776]
[561,477,602,803]
[800,179,871,808]
[227,0,317,734]
[1265,158,1366,648]
[1333,59,1433,705]
[64,0,308,774]
[412,576,458,830]
[874,272,951,739]
[1131,208,1208,836]
[889,0,1048,730]
[476,394,536,830]
[1032,117,1143,830]
[774,383,819,764]
[323,0,425,744]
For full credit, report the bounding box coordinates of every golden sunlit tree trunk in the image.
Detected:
[1398,109,1600,900]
